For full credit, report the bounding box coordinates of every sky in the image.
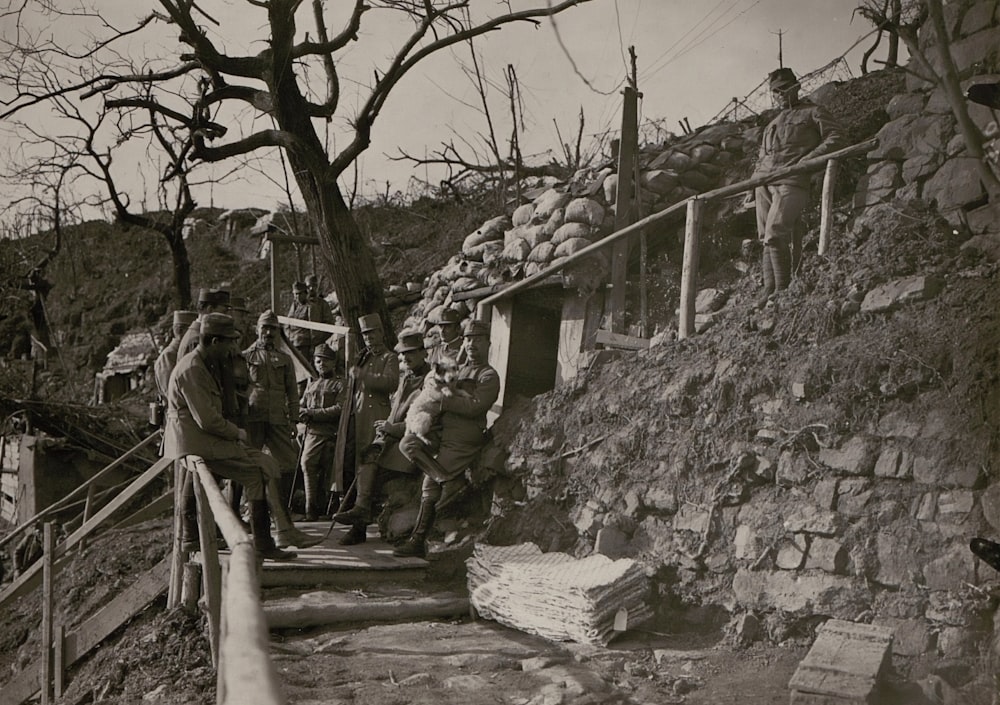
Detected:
[1,0,894,221]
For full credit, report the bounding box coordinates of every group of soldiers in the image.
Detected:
[155,280,498,561]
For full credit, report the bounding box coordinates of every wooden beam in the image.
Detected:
[168,461,185,609]
[595,329,650,351]
[265,233,320,246]
[113,489,173,531]
[610,85,640,334]
[679,198,703,340]
[40,523,54,705]
[193,472,221,669]
[275,315,350,336]
[0,456,172,608]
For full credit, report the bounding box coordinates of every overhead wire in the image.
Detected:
[545,0,625,97]
[638,0,733,81]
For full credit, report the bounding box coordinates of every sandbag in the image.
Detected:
[524,261,544,278]
[481,240,505,266]
[528,241,556,263]
[551,221,592,246]
[532,189,572,222]
[512,203,535,227]
[463,229,503,255]
[553,237,592,258]
[521,224,550,250]
[603,174,618,204]
[502,237,531,262]
[504,226,528,247]
[564,198,605,227]
[451,276,479,293]
[540,207,565,237]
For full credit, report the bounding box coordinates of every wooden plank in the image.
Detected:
[275,315,350,336]
[53,624,64,699]
[594,329,650,351]
[113,489,173,531]
[0,559,171,705]
[0,456,172,608]
[678,198,703,340]
[40,523,54,705]
[610,85,639,334]
[168,461,185,609]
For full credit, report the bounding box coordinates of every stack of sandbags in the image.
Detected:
[462,215,509,265]
[467,542,653,646]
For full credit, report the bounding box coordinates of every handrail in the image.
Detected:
[0,430,162,550]
[188,457,287,705]
[476,137,878,315]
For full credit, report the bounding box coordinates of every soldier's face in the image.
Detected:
[399,349,426,373]
[315,356,337,376]
[463,334,488,363]
[437,322,460,341]
[362,329,384,350]
[771,85,798,109]
[258,323,279,345]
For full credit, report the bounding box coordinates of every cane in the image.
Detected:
[321,476,357,540]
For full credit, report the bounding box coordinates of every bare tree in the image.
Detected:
[1,0,592,340]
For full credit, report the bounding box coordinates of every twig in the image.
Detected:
[560,434,608,458]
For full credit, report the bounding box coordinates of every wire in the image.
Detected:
[546,0,625,96]
[614,0,628,77]
[638,0,733,81]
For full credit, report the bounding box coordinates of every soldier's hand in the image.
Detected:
[349,365,361,379]
[237,429,248,445]
[373,420,387,433]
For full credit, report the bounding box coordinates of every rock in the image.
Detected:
[734,524,758,560]
[913,492,937,522]
[641,169,678,195]
[950,26,1000,75]
[694,288,728,314]
[981,484,1000,533]
[860,276,943,313]
[783,505,841,536]
[731,569,868,617]
[814,478,839,511]
[143,685,169,701]
[791,382,809,400]
[572,500,604,536]
[901,152,942,184]
[689,144,718,165]
[923,544,976,591]
[874,447,912,479]
[673,504,710,534]
[872,114,951,160]
[399,672,434,686]
[445,674,490,690]
[936,490,974,520]
[521,656,566,672]
[818,436,877,476]
[886,92,927,120]
[876,531,918,587]
[961,2,998,35]
[776,535,808,570]
[865,161,901,201]
[623,490,642,517]
[875,411,921,439]
[924,158,986,212]
[777,451,808,487]
[836,478,872,518]
[662,151,691,172]
[877,618,934,657]
[806,537,849,574]
[788,620,893,704]
[732,612,760,645]
[912,455,982,488]
[594,526,628,559]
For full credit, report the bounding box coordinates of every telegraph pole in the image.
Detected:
[771,28,784,68]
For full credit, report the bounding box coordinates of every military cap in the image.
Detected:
[172,310,197,328]
[358,313,381,332]
[257,310,280,328]
[313,342,339,360]
[393,329,426,353]
[768,67,799,90]
[292,281,308,293]
[201,313,239,339]
[462,319,490,338]
[198,287,231,306]
[229,296,249,313]
[431,307,463,325]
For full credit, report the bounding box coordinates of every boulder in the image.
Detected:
[924,158,986,211]
[860,275,943,313]
[817,436,877,476]
[900,152,941,184]
[694,288,727,314]
[911,455,982,488]
[873,447,913,479]
[678,168,713,192]
[776,535,808,570]
[805,537,849,574]
[980,483,1000,533]
[641,169,679,195]
[922,544,976,591]
[886,92,927,120]
[689,144,717,165]
[731,569,868,617]
[783,505,841,536]
[871,114,951,160]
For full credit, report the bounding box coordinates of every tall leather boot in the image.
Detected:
[393,498,436,558]
[769,242,792,292]
[756,248,775,309]
[269,476,323,549]
[334,464,377,527]
[250,499,296,561]
[181,473,199,553]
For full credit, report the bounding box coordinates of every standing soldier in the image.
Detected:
[243,310,319,549]
[333,313,398,540]
[298,341,346,521]
[286,278,334,362]
[427,307,465,366]
[397,319,499,558]
[154,310,197,398]
[177,288,232,356]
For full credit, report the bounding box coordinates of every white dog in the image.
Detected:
[405,356,465,445]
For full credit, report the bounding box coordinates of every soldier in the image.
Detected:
[753,67,844,307]
[154,310,198,398]
[427,307,465,366]
[334,329,430,544]
[298,340,346,521]
[396,319,499,558]
[243,310,319,549]
[177,287,232,356]
[286,278,334,362]
[333,313,399,529]
[162,313,295,561]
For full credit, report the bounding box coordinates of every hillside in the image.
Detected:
[2,4,1000,699]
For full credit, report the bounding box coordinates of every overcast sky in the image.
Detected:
[2,0,893,219]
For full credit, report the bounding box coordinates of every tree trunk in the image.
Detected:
[167,233,193,310]
[886,0,901,67]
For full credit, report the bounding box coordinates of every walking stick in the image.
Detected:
[321,477,357,540]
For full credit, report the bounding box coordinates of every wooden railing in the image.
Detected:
[177,456,287,705]
[475,138,878,340]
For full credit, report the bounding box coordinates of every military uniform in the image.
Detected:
[286,282,334,361]
[299,344,346,518]
[243,331,300,474]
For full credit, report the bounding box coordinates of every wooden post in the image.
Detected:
[53,623,64,699]
[40,522,54,705]
[269,240,277,313]
[610,84,639,334]
[168,460,185,609]
[78,484,96,552]
[818,158,839,256]
[679,198,703,340]
[193,472,222,668]
[181,562,202,609]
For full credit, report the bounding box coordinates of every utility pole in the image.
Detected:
[771,28,784,68]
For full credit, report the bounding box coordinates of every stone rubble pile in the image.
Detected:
[467,542,652,646]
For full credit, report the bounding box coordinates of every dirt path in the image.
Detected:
[269,617,808,705]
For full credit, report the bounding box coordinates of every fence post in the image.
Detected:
[818,158,839,256]
[41,522,54,705]
[168,459,185,609]
[193,471,222,668]
[678,198,703,340]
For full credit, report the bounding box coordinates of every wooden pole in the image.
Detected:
[818,158,839,256]
[193,471,222,668]
[53,624,64,699]
[679,198,703,340]
[168,459,185,609]
[269,240,277,313]
[78,484,96,552]
[40,522,54,705]
[611,83,639,334]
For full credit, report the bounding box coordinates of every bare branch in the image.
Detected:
[294,0,368,57]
